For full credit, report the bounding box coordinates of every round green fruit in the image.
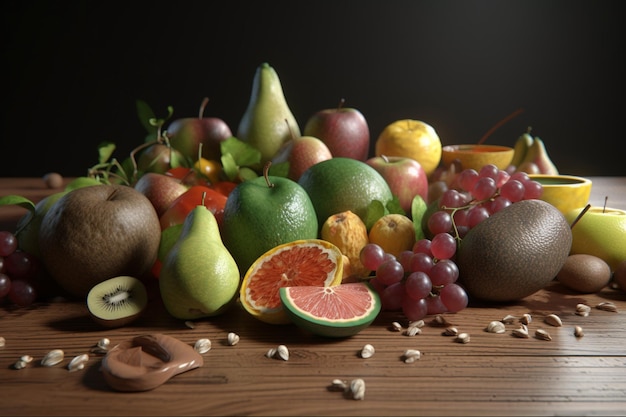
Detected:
[297,157,393,229]
[222,174,318,274]
[279,282,381,338]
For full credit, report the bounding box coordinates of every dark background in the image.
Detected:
[3,1,625,178]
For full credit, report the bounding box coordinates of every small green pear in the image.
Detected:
[237,62,300,166]
[159,204,240,320]
[519,136,559,175]
[510,130,534,168]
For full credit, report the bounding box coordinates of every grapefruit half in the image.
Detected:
[240,239,344,324]
[279,282,381,337]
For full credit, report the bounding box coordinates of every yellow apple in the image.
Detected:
[564,206,626,271]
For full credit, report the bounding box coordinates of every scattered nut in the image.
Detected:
[408,319,425,329]
[265,347,277,358]
[512,325,530,338]
[575,303,591,317]
[544,314,563,327]
[360,344,375,359]
[574,326,584,338]
[455,333,470,344]
[184,320,196,329]
[534,328,552,341]
[194,338,212,354]
[330,379,349,392]
[41,349,64,367]
[67,354,89,372]
[0,336,5,347]
[520,313,532,325]
[20,355,34,363]
[596,302,618,313]
[442,326,459,336]
[227,332,240,346]
[390,321,403,332]
[433,314,452,326]
[350,378,366,400]
[403,349,422,363]
[276,344,289,361]
[486,321,506,334]
[13,359,28,370]
[501,314,517,324]
[404,326,421,336]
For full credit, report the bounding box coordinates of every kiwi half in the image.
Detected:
[86,276,148,328]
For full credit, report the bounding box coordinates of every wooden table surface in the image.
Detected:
[1,176,625,416]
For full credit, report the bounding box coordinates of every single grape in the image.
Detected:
[500,179,525,202]
[401,296,428,321]
[429,259,459,286]
[471,176,497,201]
[452,209,469,227]
[380,281,405,311]
[425,294,448,315]
[0,272,11,298]
[4,251,41,281]
[397,250,414,272]
[360,243,386,271]
[467,205,490,228]
[376,258,404,286]
[440,189,466,209]
[412,239,432,256]
[489,196,512,213]
[404,271,432,300]
[8,279,37,307]
[523,180,543,200]
[408,252,434,274]
[478,164,499,180]
[458,169,479,192]
[430,232,457,260]
[428,210,453,235]
[510,171,530,183]
[0,231,17,257]
[495,169,510,188]
[368,276,387,295]
[439,283,469,313]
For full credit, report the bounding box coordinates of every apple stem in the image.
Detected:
[381,154,390,163]
[337,98,345,110]
[477,108,525,145]
[199,97,209,119]
[603,196,608,213]
[263,161,275,188]
[569,203,591,229]
[201,191,206,207]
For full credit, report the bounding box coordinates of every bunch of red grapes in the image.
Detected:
[0,230,44,308]
[361,164,543,321]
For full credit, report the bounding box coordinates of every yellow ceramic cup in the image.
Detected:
[441,144,514,171]
[529,174,592,215]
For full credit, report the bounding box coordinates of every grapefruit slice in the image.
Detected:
[240,239,344,324]
[279,282,381,338]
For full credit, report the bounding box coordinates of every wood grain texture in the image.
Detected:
[1,177,625,416]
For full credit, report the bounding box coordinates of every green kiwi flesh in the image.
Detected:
[86,276,148,328]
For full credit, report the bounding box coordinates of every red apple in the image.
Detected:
[273,135,333,181]
[134,172,188,218]
[366,155,429,214]
[166,97,232,161]
[303,99,370,161]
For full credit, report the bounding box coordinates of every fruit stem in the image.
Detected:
[263,161,275,188]
[569,204,591,229]
[477,108,525,145]
[603,196,608,213]
[199,97,209,119]
[337,98,345,110]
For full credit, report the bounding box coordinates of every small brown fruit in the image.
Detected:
[556,254,612,293]
[612,260,626,292]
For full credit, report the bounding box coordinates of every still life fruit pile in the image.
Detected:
[1,62,625,390]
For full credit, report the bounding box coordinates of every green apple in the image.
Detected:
[565,206,626,272]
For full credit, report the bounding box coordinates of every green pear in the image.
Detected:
[237,62,300,166]
[510,130,534,168]
[159,205,240,320]
[520,136,559,175]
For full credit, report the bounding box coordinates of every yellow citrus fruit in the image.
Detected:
[239,239,344,325]
[368,214,416,258]
[375,119,442,176]
[321,210,370,279]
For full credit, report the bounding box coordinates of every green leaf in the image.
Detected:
[411,195,428,241]
[136,99,158,134]
[0,195,35,212]
[364,200,386,231]
[98,141,116,165]
[220,136,261,168]
[385,196,405,216]
[221,153,238,181]
[238,167,259,182]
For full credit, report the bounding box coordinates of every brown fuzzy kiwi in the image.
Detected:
[556,254,612,293]
[86,276,148,328]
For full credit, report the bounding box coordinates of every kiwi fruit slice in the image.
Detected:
[86,276,148,328]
